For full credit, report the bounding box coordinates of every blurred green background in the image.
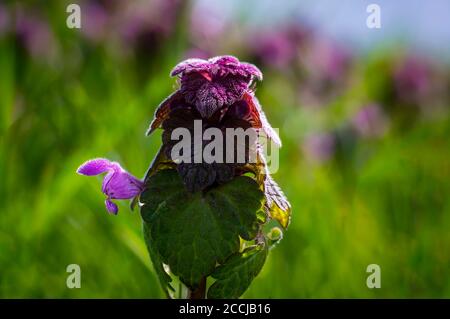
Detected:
[1,0,449,298]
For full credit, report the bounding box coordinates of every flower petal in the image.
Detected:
[105,199,118,215]
[101,170,114,194]
[104,170,143,199]
[77,158,113,176]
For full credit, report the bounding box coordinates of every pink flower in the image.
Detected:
[352,104,388,138]
[303,133,336,163]
[77,158,143,215]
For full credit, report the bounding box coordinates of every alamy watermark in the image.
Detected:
[169,120,280,174]
[366,264,381,289]
[66,4,81,29]
[366,4,381,29]
[66,264,81,289]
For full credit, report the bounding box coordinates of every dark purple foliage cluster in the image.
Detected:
[150,56,274,193]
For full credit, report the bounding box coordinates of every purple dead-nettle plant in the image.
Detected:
[77,55,291,299]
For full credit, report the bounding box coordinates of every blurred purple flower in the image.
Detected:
[250,24,309,69]
[171,55,262,118]
[81,2,108,42]
[307,39,351,82]
[0,4,10,36]
[190,4,227,44]
[303,132,336,163]
[116,0,181,54]
[351,104,388,138]
[298,39,352,108]
[394,56,431,104]
[77,158,143,215]
[15,9,56,59]
[251,32,295,69]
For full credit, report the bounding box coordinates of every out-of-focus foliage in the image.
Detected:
[0,0,449,298]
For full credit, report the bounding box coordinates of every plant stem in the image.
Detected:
[189,277,206,299]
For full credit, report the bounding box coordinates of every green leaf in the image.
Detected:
[140,168,184,223]
[140,169,264,289]
[207,244,268,299]
[142,222,174,297]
